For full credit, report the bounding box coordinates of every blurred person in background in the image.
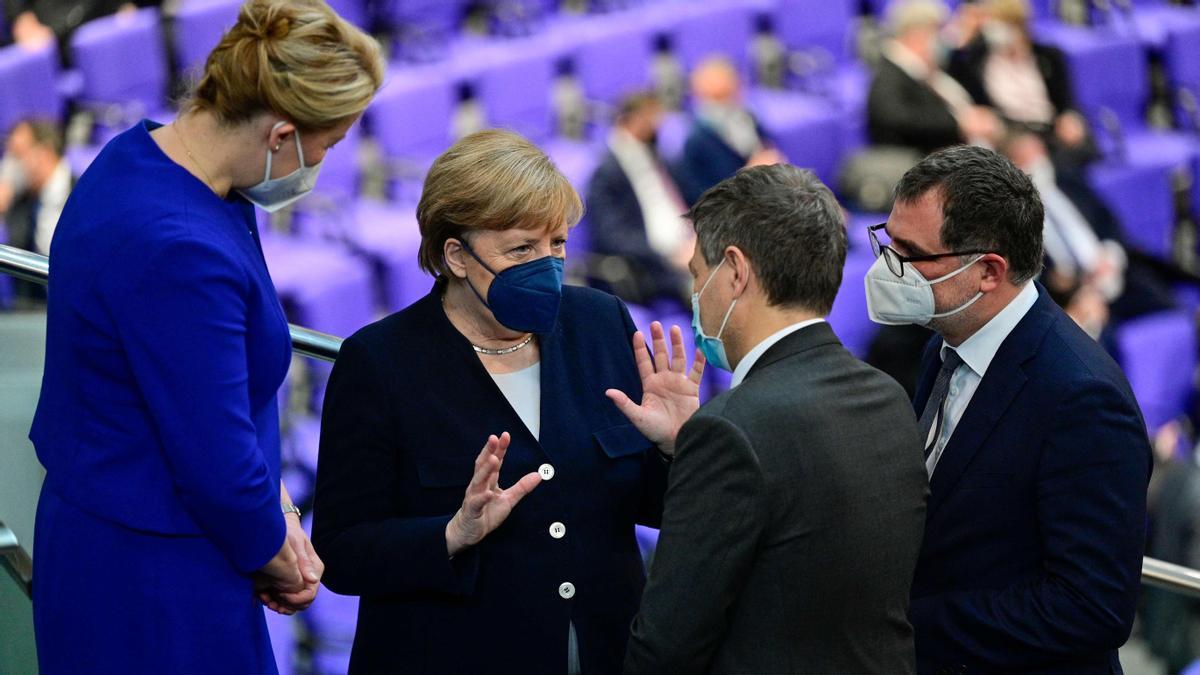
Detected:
[312,129,700,674]
[0,118,72,303]
[675,56,785,205]
[1001,131,1176,337]
[867,0,1004,156]
[29,1,384,672]
[948,0,1094,166]
[586,92,693,307]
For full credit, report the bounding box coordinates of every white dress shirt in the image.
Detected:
[730,319,826,388]
[925,282,1039,476]
[607,128,690,260]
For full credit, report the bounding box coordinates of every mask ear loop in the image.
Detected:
[918,254,987,286]
[696,258,738,340]
[455,238,499,311]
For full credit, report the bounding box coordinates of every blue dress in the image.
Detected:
[30,120,292,674]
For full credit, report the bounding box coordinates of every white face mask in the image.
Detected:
[864,254,985,326]
[236,121,322,213]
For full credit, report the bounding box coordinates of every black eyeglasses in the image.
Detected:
[868,223,993,278]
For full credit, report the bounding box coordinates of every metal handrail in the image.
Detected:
[0,244,341,362]
[4,243,1200,603]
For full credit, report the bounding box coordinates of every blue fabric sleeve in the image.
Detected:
[108,233,286,574]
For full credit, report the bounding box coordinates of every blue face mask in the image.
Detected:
[692,258,738,372]
[461,240,565,334]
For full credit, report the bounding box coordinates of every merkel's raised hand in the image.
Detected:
[445,432,542,557]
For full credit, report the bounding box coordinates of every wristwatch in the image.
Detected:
[281,503,302,519]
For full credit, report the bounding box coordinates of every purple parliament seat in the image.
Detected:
[261,231,376,341]
[364,66,457,197]
[668,1,760,77]
[748,88,844,188]
[1088,160,1176,259]
[1116,309,1197,433]
[172,0,243,80]
[826,249,878,359]
[0,43,64,135]
[70,8,171,136]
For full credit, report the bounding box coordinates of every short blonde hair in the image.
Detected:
[886,0,949,36]
[417,129,583,277]
[187,0,385,131]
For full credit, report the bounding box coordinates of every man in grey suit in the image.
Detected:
[608,164,930,674]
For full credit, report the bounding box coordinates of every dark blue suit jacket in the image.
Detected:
[311,279,667,674]
[585,148,684,303]
[910,285,1151,673]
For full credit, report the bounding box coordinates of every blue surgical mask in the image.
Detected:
[237,121,323,213]
[461,240,564,334]
[692,258,738,372]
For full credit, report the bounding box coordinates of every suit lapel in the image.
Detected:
[926,287,1058,515]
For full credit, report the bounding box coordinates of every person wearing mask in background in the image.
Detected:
[29,2,384,672]
[949,0,1093,165]
[615,164,929,674]
[867,0,1003,157]
[1001,131,1175,338]
[586,92,693,307]
[312,129,699,674]
[674,57,785,205]
[866,145,1151,672]
[0,118,72,302]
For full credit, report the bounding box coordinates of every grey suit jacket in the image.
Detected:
[625,322,929,674]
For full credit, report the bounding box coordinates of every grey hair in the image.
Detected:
[687,164,848,314]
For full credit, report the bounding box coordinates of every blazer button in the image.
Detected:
[539,464,555,480]
[549,522,566,539]
[559,582,575,599]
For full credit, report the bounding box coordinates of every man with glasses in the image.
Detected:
[865,144,1151,672]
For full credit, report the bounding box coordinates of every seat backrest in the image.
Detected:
[571,20,656,104]
[0,44,63,135]
[71,8,168,114]
[1116,309,1197,433]
[366,67,456,160]
[1034,23,1147,130]
[173,0,242,80]
[774,0,856,63]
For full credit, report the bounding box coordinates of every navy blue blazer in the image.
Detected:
[311,279,667,674]
[585,148,684,303]
[909,285,1151,673]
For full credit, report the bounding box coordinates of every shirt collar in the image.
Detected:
[731,318,826,388]
[940,282,1038,377]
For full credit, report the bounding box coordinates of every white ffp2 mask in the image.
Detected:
[864,254,985,326]
[236,121,323,213]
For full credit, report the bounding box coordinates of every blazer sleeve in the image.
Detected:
[613,296,669,528]
[624,413,768,675]
[108,234,286,574]
[908,376,1151,668]
[311,335,481,597]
